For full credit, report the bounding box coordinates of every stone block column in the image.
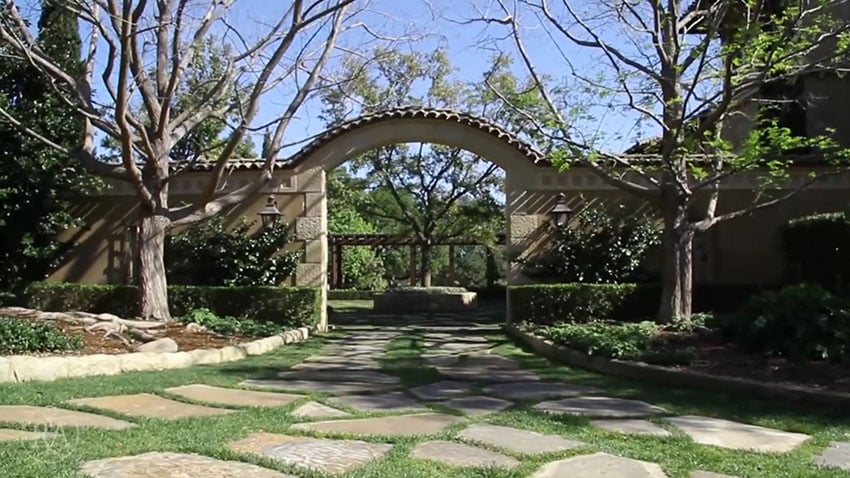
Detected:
[294,167,328,331]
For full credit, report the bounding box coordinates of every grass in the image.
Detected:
[0,310,849,478]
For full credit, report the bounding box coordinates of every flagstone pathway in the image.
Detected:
[0,311,845,477]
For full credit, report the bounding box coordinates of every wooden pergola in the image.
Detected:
[328,233,506,288]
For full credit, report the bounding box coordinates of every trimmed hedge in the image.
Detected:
[509,283,764,324]
[0,292,18,307]
[328,289,376,301]
[24,282,320,328]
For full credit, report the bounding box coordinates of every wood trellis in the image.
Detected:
[327,233,506,288]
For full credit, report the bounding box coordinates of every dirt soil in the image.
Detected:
[659,330,850,394]
[49,320,252,355]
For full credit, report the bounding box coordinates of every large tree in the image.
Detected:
[0,0,98,290]
[321,48,551,286]
[0,0,388,319]
[468,0,850,320]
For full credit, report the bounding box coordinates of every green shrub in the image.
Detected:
[509,283,659,324]
[523,206,660,283]
[0,291,18,307]
[328,289,377,300]
[721,284,850,361]
[781,212,850,292]
[530,320,661,360]
[386,286,469,294]
[166,216,302,286]
[24,282,320,328]
[180,308,286,338]
[0,317,82,354]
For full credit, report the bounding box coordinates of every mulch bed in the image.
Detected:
[50,320,251,355]
[658,330,850,394]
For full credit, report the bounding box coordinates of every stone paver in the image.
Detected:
[409,380,475,401]
[666,415,810,453]
[0,406,135,430]
[536,396,667,418]
[437,366,540,382]
[331,392,427,412]
[815,442,850,471]
[530,452,669,478]
[690,472,741,478]
[411,440,520,468]
[591,419,672,437]
[441,395,513,416]
[64,393,233,420]
[0,428,56,442]
[459,423,584,455]
[422,355,460,366]
[292,413,464,437]
[461,354,522,369]
[241,379,398,394]
[484,381,600,400]
[276,369,400,385]
[229,432,391,474]
[164,384,300,408]
[80,452,293,478]
[291,401,350,418]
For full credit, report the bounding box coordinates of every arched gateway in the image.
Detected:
[286,107,566,330]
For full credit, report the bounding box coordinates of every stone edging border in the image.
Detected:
[0,327,312,384]
[505,324,850,409]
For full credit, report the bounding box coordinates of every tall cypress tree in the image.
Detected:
[0,1,96,290]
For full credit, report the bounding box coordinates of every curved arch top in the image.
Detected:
[286,107,551,173]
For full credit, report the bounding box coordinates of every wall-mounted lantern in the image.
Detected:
[258,195,282,230]
[548,193,573,229]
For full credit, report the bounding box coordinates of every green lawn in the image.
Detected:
[0,325,848,478]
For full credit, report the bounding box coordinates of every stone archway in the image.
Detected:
[286,107,566,330]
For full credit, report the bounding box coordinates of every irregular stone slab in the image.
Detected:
[459,423,584,455]
[164,384,300,408]
[441,396,513,416]
[691,472,741,478]
[64,393,233,420]
[0,406,135,430]
[0,428,56,442]
[409,380,475,401]
[422,355,460,366]
[411,440,519,468]
[484,381,600,401]
[80,451,293,478]
[292,413,464,437]
[591,419,672,437]
[241,379,398,394]
[536,396,667,418]
[437,366,540,382]
[531,452,669,478]
[461,354,522,369]
[331,392,427,412]
[134,338,178,353]
[815,442,850,471]
[229,432,391,474]
[292,401,350,418]
[666,415,810,453]
[276,369,400,385]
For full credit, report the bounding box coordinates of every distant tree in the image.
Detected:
[0,0,98,290]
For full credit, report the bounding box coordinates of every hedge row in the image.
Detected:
[509,283,763,324]
[327,286,506,301]
[24,282,320,328]
[782,212,850,292]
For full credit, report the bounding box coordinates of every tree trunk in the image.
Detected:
[419,242,432,287]
[658,194,694,323]
[137,210,171,321]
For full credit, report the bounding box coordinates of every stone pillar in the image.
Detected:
[294,167,328,331]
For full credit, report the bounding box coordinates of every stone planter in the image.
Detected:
[374,291,478,313]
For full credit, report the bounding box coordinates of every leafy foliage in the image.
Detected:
[509,283,659,325]
[24,282,320,327]
[180,308,285,338]
[0,317,82,354]
[721,284,850,362]
[531,320,661,360]
[781,211,850,292]
[0,0,99,290]
[165,216,300,287]
[523,205,660,283]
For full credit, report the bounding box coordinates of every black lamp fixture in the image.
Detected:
[258,194,282,230]
[548,193,573,229]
